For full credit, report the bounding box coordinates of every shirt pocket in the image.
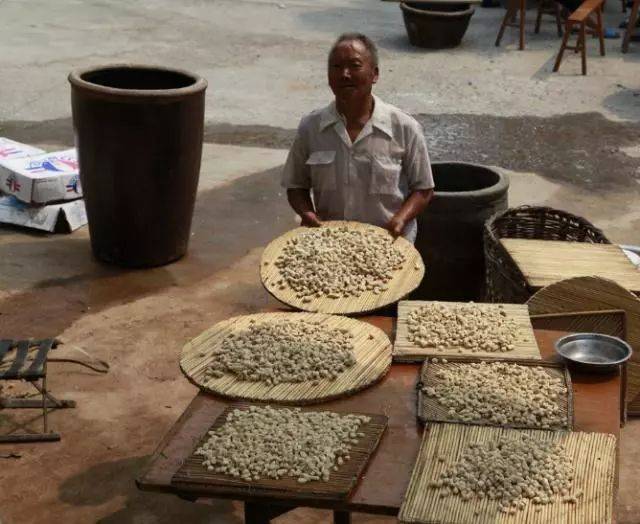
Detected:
[370,156,402,196]
[306,150,337,192]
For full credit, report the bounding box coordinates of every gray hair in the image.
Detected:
[329,33,379,68]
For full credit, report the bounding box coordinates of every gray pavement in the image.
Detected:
[1,0,640,127]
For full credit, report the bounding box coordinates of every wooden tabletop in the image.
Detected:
[136,318,621,516]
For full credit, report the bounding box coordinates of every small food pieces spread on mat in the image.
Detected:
[205,320,356,385]
[407,303,518,352]
[274,226,406,301]
[422,361,567,428]
[429,435,580,514]
[195,406,370,483]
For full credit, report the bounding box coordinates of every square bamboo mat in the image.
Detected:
[399,423,616,524]
[394,301,541,362]
[171,403,388,501]
[501,239,640,293]
[417,360,573,430]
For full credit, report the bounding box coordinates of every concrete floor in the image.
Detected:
[1,1,640,523]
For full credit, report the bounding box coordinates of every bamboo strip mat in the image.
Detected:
[399,423,616,524]
[394,301,541,363]
[172,403,388,501]
[526,276,640,415]
[417,360,573,430]
[180,312,392,404]
[501,239,640,293]
[260,221,425,315]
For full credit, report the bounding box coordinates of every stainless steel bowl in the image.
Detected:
[555,333,632,373]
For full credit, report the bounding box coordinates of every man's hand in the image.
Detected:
[387,215,406,238]
[386,189,434,238]
[301,211,322,227]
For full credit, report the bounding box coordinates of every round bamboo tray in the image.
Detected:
[180,312,393,404]
[260,221,425,315]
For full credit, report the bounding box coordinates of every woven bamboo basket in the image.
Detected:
[483,206,610,304]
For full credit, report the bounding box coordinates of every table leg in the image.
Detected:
[580,23,587,75]
[333,510,352,524]
[519,0,526,50]
[622,0,640,52]
[244,502,296,524]
[553,21,572,71]
[596,6,605,56]
[496,0,518,46]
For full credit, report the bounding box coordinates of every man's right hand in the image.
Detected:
[300,211,322,227]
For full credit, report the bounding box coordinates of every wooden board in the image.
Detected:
[260,221,425,315]
[530,310,626,338]
[399,423,616,524]
[501,239,640,293]
[526,276,640,415]
[417,360,573,430]
[171,403,388,501]
[180,312,392,404]
[394,301,541,363]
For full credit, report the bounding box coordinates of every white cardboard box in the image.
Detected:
[0,148,82,204]
[0,137,45,161]
[0,195,87,233]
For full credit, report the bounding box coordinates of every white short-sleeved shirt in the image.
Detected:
[281,95,434,242]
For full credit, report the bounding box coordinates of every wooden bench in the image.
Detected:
[495,0,563,50]
[553,0,605,75]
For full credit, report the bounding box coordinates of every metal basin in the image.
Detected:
[555,333,632,373]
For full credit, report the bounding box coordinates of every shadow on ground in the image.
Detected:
[57,454,240,523]
[0,166,294,339]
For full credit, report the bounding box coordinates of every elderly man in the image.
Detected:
[282,33,434,242]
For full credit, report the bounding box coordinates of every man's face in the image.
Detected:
[328,40,379,106]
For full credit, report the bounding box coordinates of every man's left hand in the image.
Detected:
[387,216,406,238]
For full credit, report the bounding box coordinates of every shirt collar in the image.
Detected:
[319,101,341,132]
[370,95,393,138]
[318,95,393,138]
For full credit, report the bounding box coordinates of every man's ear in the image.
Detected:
[372,66,379,84]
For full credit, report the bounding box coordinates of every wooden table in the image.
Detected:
[136,318,621,524]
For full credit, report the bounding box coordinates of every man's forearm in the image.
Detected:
[395,189,434,223]
[287,189,315,215]
[387,188,434,237]
[287,189,322,227]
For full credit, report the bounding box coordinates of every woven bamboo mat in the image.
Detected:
[171,403,388,501]
[417,360,573,430]
[526,276,640,415]
[399,423,616,524]
[394,301,541,363]
[180,312,392,404]
[501,239,640,293]
[260,221,425,315]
